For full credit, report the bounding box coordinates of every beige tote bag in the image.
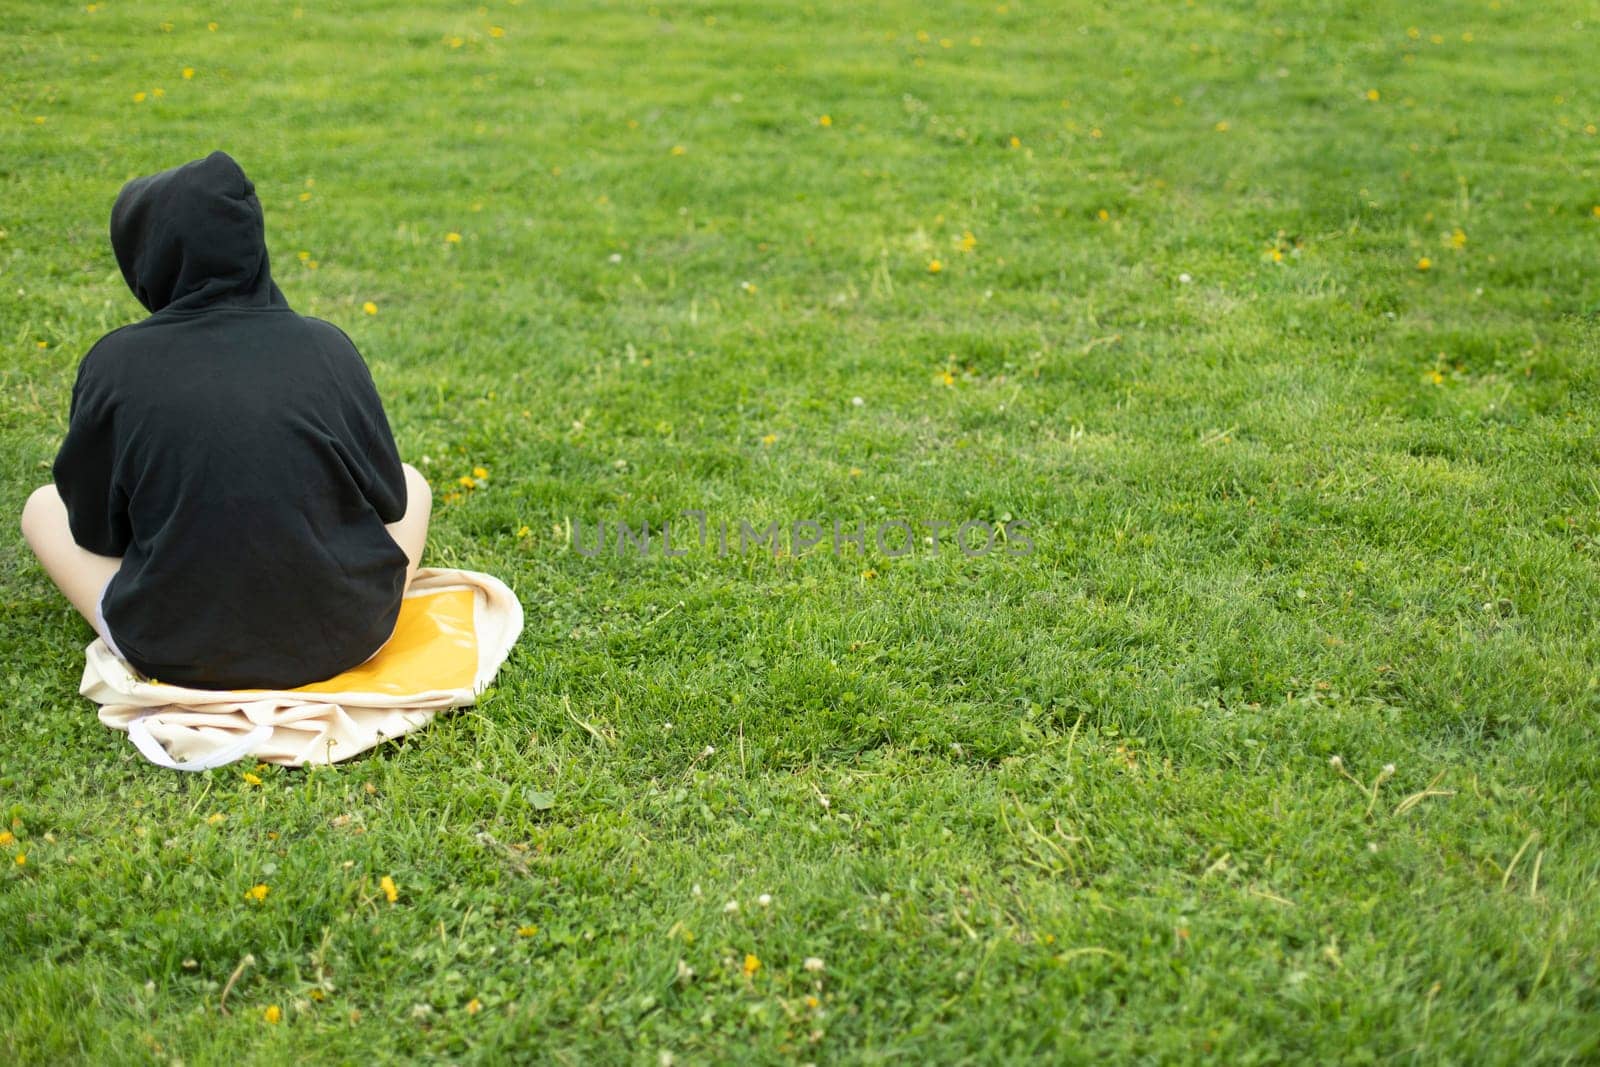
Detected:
[84,568,523,770]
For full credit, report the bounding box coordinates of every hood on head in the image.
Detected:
[110,150,287,313]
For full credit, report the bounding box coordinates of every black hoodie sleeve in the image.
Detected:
[349,373,408,525]
[321,322,407,525]
[52,351,132,558]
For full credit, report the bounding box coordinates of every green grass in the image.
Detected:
[4,0,1600,1061]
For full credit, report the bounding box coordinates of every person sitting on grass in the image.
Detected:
[20,150,431,690]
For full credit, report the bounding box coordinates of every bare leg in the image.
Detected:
[20,484,122,630]
[386,463,432,593]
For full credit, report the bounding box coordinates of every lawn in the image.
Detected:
[3,0,1599,1062]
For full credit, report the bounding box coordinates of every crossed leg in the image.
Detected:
[390,463,433,591]
[19,484,120,630]
[20,463,434,639]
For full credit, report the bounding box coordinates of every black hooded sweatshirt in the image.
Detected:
[52,150,409,689]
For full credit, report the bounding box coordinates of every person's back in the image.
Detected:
[32,151,430,690]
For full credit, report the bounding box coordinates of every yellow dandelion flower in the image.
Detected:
[445,232,462,244]
[1097,209,1109,221]
[862,569,877,579]
[263,1005,281,1023]
[183,67,195,79]
[806,995,820,1008]
[160,21,172,32]
[448,35,464,48]
[1429,33,1443,44]
[761,433,777,446]
[1009,135,1021,148]
[246,883,270,902]
[743,953,762,976]
[298,191,312,202]
[14,853,25,867]
[297,250,310,261]
[37,341,48,349]
[848,467,862,477]
[0,831,13,846]
[1591,205,1600,217]
[380,875,398,903]
[1417,256,1432,271]
[927,259,943,273]
[133,91,147,103]
[958,230,977,252]
[1214,120,1230,132]
[670,145,687,156]
[517,924,539,936]
[1270,248,1284,263]
[207,21,218,31]
[152,88,165,98]
[363,301,378,315]
[516,525,531,538]
[818,114,832,127]
[1450,228,1467,249]
[1090,127,1103,139]
[1406,26,1420,39]
[1427,369,1445,384]
[206,813,226,826]
[472,466,489,479]
[305,260,318,270]
[939,370,956,386]
[916,30,929,42]
[33,116,45,124]
[243,772,262,785]
[466,998,483,1015]
[458,475,476,488]
[1366,89,1381,101]
[489,25,505,37]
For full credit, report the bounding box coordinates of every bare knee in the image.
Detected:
[388,465,432,585]
[20,484,64,551]
[402,464,432,513]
